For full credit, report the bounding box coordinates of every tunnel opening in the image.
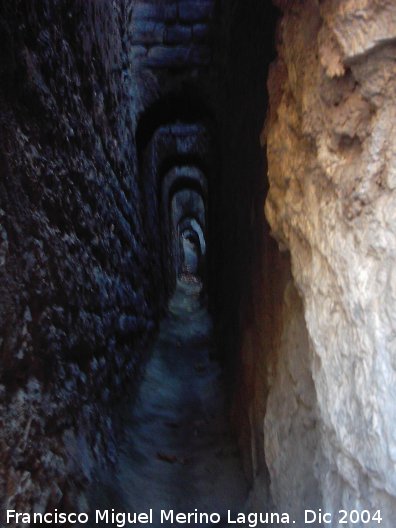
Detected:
[135,87,216,165]
[135,86,215,306]
[171,191,206,275]
[180,227,202,278]
[178,217,206,284]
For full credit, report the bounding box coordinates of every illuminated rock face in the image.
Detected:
[264,0,396,523]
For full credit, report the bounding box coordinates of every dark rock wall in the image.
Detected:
[209,0,288,504]
[139,122,212,299]
[130,0,213,69]
[0,0,284,516]
[0,0,163,514]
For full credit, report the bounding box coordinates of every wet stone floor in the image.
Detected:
[88,279,248,527]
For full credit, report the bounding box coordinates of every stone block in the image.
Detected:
[164,24,192,45]
[144,45,190,68]
[130,45,147,63]
[133,2,178,22]
[178,1,213,23]
[143,44,211,69]
[131,20,165,44]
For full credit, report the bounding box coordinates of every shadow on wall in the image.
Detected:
[208,0,317,518]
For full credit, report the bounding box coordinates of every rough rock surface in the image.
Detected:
[4,0,396,523]
[265,0,396,523]
[0,0,216,517]
[0,0,162,516]
[264,282,321,522]
[87,279,248,523]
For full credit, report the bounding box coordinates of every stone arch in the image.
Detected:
[170,189,205,277]
[135,87,216,163]
[160,166,207,285]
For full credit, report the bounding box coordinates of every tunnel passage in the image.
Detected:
[3,0,392,526]
[136,89,214,299]
[0,0,286,520]
[180,228,201,275]
[178,223,204,278]
[171,190,206,277]
[178,218,206,278]
[162,167,208,282]
[0,0,281,520]
[84,0,287,520]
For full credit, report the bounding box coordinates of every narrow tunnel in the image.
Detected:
[1,1,396,527]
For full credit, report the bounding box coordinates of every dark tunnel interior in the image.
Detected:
[84,0,281,519]
[0,0,287,524]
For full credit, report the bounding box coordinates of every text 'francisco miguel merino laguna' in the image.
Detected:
[6,509,292,527]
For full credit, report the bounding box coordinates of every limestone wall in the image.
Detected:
[264,0,396,523]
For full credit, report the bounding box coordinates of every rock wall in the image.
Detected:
[130,0,212,70]
[263,281,322,521]
[264,0,396,524]
[208,0,284,510]
[0,0,162,515]
[0,0,218,517]
[3,0,395,523]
